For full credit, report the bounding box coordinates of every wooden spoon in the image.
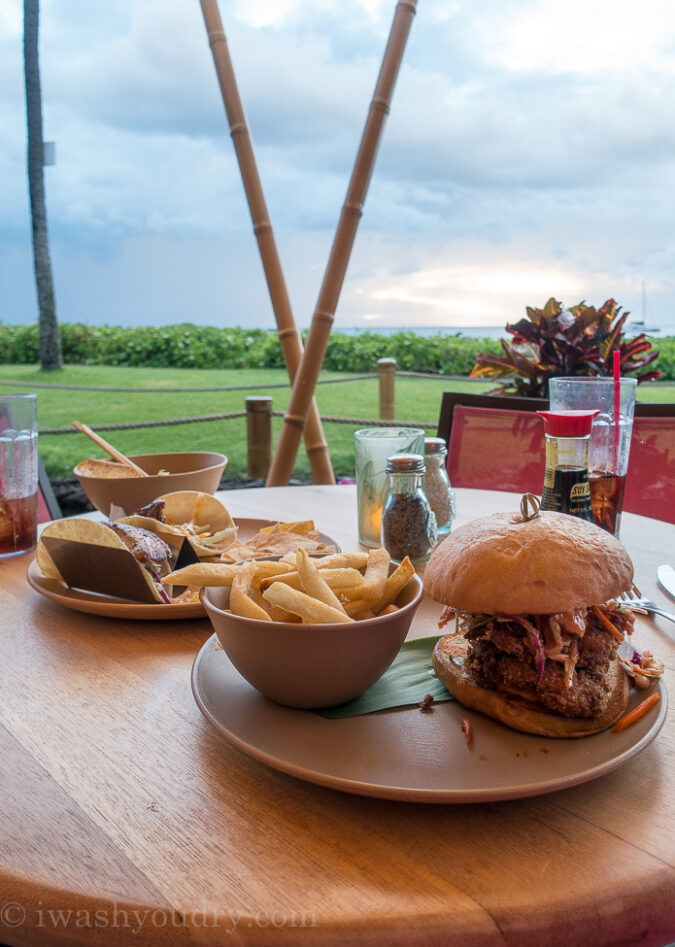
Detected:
[72,421,149,477]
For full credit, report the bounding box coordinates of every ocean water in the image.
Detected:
[339,326,507,340]
[337,323,671,340]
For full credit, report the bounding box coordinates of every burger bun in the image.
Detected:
[425,510,633,615]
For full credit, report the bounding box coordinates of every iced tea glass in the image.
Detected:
[354,427,425,546]
[548,378,637,536]
[0,393,38,557]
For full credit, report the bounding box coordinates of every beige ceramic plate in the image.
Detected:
[191,626,667,803]
[26,558,206,620]
[26,519,338,621]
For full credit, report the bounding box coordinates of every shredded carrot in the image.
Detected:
[461,718,473,745]
[612,692,660,732]
[591,606,624,642]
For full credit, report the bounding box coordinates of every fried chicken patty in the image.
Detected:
[464,614,621,719]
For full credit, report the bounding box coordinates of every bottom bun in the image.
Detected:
[433,634,630,738]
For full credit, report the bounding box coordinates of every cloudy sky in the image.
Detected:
[2,0,675,333]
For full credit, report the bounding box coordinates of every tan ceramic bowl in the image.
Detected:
[74,451,227,516]
[201,572,424,709]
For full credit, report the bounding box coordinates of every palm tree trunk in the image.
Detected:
[24,0,62,371]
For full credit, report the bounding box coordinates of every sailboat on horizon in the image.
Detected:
[625,282,660,334]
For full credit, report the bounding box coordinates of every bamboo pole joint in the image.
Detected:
[314,311,335,327]
[371,96,391,115]
[343,201,364,218]
[278,326,302,341]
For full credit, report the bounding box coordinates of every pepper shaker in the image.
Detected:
[423,436,456,537]
[380,453,437,565]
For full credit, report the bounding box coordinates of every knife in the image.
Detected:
[657,565,675,600]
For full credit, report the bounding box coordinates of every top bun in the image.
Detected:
[424,510,633,615]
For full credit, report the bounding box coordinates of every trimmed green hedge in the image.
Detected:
[1,322,673,379]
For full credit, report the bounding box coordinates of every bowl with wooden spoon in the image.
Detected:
[74,452,228,517]
[71,421,227,517]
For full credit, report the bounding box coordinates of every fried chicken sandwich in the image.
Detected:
[425,508,636,737]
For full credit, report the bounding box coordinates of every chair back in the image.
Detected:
[624,413,675,523]
[446,405,545,493]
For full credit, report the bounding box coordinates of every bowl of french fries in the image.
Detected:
[186,546,423,709]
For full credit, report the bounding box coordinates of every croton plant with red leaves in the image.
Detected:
[470,297,661,398]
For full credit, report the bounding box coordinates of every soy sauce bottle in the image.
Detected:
[536,410,599,521]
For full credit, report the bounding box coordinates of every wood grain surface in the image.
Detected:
[1,485,673,947]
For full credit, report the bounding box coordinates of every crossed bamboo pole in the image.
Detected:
[199,0,335,484]
[267,0,417,485]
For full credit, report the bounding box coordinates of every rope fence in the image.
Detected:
[40,411,248,435]
[0,374,378,393]
[277,413,436,429]
[32,359,445,479]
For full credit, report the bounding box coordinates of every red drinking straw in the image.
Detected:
[613,349,621,468]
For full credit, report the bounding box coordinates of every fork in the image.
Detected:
[620,584,675,624]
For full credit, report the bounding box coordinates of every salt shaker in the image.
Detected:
[380,453,437,565]
[423,436,456,537]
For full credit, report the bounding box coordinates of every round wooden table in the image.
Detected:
[1,485,673,946]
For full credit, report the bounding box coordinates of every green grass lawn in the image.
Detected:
[1,364,672,481]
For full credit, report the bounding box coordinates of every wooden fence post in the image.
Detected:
[246,396,272,478]
[378,358,396,421]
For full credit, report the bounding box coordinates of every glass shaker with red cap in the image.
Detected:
[536,410,599,521]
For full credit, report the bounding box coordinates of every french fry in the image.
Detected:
[262,582,354,624]
[295,547,345,612]
[377,604,398,616]
[249,561,295,579]
[343,599,367,617]
[249,562,298,622]
[343,602,377,620]
[371,556,415,612]
[163,559,293,588]
[263,603,301,622]
[344,547,390,602]
[230,562,272,621]
[279,551,369,570]
[259,567,364,592]
[315,551,369,570]
[342,557,415,616]
[162,562,243,587]
[319,568,365,589]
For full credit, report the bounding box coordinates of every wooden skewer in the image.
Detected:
[72,421,149,477]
